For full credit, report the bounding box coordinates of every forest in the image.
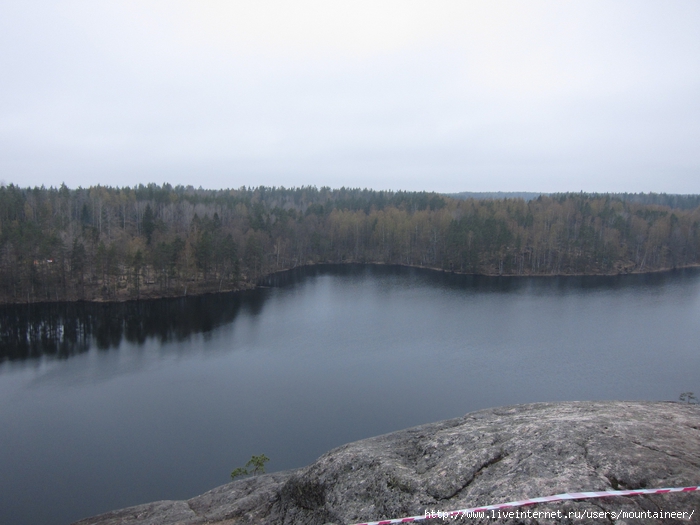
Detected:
[1,183,699,304]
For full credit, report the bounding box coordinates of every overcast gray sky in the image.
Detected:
[1,1,699,193]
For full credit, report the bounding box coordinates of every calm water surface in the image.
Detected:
[1,265,699,525]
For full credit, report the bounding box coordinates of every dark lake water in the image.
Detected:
[1,265,699,525]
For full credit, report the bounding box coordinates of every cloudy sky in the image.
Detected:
[1,1,699,193]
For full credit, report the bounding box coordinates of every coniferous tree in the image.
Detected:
[0,184,699,303]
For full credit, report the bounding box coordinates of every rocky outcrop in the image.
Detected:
[74,401,700,524]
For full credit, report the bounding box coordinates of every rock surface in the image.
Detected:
[74,401,700,525]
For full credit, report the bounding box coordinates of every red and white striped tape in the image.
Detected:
[350,485,699,525]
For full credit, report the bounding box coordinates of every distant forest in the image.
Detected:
[449,191,700,209]
[1,184,699,304]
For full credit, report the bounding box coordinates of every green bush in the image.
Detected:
[231,454,270,480]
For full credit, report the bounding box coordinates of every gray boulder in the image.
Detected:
[73,401,700,524]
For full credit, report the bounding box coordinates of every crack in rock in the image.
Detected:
[72,402,700,525]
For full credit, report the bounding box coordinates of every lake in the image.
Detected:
[1,264,699,525]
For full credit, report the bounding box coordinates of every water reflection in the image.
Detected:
[1,264,699,525]
[1,264,698,363]
[0,292,254,362]
[264,262,698,293]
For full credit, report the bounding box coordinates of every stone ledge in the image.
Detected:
[73,401,700,525]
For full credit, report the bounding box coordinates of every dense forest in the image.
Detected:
[449,191,700,209]
[1,183,699,304]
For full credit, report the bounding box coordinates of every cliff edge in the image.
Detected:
[74,401,700,525]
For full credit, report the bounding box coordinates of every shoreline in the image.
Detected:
[2,261,699,307]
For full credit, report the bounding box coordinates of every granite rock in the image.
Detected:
[73,401,700,525]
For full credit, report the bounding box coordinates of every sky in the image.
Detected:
[1,1,699,194]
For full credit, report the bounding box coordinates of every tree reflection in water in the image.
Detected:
[0,292,265,362]
[0,263,689,363]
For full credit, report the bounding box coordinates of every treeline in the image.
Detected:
[556,192,700,211]
[1,183,699,304]
[450,191,700,210]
